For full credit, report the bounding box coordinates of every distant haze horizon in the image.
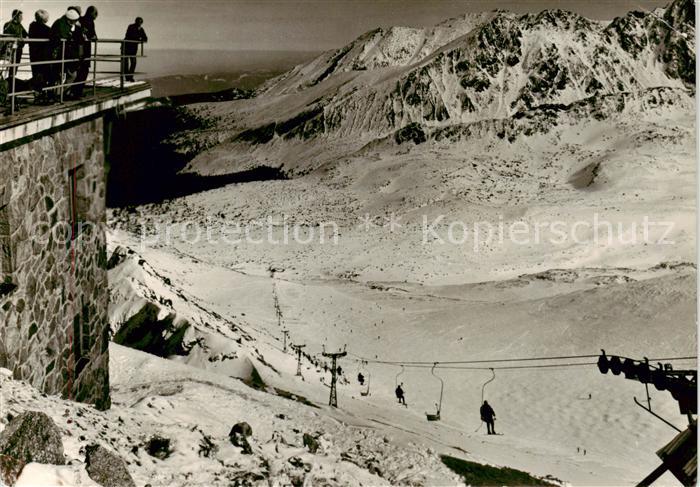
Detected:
[140,49,318,80]
[0,0,667,52]
[147,48,321,53]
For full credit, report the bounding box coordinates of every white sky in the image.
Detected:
[0,0,669,51]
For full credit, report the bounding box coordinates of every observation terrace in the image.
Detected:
[0,36,151,149]
[0,35,152,408]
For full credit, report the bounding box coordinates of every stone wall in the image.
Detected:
[0,118,110,409]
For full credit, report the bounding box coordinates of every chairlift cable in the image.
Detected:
[347,352,695,369]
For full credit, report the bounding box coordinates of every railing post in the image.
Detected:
[92,40,97,96]
[119,41,124,90]
[60,40,66,103]
[10,43,16,115]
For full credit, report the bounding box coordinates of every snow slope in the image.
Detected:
[3,343,460,486]
[97,229,695,485]
[92,2,696,483]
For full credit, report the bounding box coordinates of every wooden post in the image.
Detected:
[636,464,668,487]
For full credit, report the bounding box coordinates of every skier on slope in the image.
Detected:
[395,383,406,406]
[480,400,496,434]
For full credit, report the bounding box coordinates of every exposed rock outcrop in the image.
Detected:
[113,302,191,358]
[239,0,696,144]
[85,444,136,487]
[145,436,171,460]
[229,422,253,454]
[0,411,64,485]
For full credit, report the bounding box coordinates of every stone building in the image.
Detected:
[0,87,151,409]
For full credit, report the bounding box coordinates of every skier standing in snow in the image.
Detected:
[480,400,496,434]
[395,383,406,406]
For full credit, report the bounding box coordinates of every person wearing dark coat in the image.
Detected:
[3,10,27,44]
[73,6,98,97]
[480,400,496,434]
[3,10,28,86]
[122,17,147,82]
[28,10,52,95]
[49,9,80,92]
[395,383,406,405]
[79,7,97,43]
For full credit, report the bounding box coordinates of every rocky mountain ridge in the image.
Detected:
[248,0,694,144]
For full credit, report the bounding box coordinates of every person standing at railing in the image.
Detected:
[49,8,80,99]
[73,6,98,98]
[28,10,52,102]
[122,17,147,82]
[2,10,27,87]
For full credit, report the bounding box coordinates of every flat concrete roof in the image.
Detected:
[0,82,152,150]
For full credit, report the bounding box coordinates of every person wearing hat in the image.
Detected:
[122,17,147,82]
[2,10,28,86]
[49,8,81,97]
[28,10,52,98]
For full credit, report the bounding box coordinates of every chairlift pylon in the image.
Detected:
[426,363,444,421]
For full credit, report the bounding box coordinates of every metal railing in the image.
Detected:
[0,36,146,115]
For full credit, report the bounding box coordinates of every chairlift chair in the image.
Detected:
[361,374,371,397]
[481,368,495,402]
[426,405,440,421]
[426,363,443,421]
[359,360,370,396]
[357,360,366,385]
[395,364,405,386]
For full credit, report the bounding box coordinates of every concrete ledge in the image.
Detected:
[0,84,152,150]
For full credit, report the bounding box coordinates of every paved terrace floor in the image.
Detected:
[0,81,152,149]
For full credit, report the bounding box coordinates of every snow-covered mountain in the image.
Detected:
[259,12,499,91]
[168,0,695,180]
